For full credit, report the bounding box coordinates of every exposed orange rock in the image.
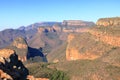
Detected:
[27,75,49,80]
[37,27,45,33]
[66,47,99,61]
[12,37,27,49]
[66,33,100,61]
[10,37,28,62]
[88,30,120,47]
[0,49,15,64]
[18,56,27,62]
[37,27,56,33]
[96,17,120,27]
[67,34,75,43]
[0,70,13,80]
[0,48,29,80]
[53,24,61,32]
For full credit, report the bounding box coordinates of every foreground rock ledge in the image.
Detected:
[0,49,49,80]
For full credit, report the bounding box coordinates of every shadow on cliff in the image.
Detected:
[0,53,29,80]
[27,47,48,62]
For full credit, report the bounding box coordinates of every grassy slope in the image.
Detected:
[51,59,120,80]
[26,62,69,80]
[47,42,67,62]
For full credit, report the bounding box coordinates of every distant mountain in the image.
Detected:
[0,20,94,49]
[62,20,95,27]
[18,22,61,31]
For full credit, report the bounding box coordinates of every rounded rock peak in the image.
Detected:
[12,37,28,49]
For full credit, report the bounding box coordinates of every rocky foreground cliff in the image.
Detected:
[0,49,49,80]
[0,49,28,80]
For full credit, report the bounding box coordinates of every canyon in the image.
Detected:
[0,17,120,80]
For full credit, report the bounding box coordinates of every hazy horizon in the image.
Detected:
[0,0,120,31]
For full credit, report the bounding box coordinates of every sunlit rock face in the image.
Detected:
[27,75,49,80]
[66,33,100,61]
[0,49,29,80]
[0,49,14,64]
[96,17,120,27]
[88,30,120,47]
[9,37,28,62]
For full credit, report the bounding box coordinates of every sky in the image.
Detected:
[0,0,120,31]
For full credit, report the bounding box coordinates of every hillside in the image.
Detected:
[0,20,94,49]
[50,59,120,80]
[47,17,120,80]
[65,17,120,61]
[0,17,120,80]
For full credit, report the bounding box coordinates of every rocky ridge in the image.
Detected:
[96,17,120,27]
[66,17,120,61]
[62,20,95,26]
[7,37,28,62]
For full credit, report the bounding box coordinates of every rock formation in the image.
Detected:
[66,17,120,61]
[8,37,28,62]
[62,20,95,26]
[0,49,29,80]
[96,17,120,27]
[66,33,105,61]
[0,49,49,80]
[88,29,120,47]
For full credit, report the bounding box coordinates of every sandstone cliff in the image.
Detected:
[66,17,120,61]
[8,37,28,62]
[96,17,120,27]
[66,33,113,61]
[0,49,28,80]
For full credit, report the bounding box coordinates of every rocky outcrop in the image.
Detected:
[27,75,49,80]
[12,37,27,49]
[8,37,28,62]
[62,20,95,26]
[53,24,62,32]
[96,17,120,27]
[66,33,113,61]
[66,47,99,61]
[37,27,56,33]
[0,49,49,80]
[88,30,120,47]
[0,49,29,80]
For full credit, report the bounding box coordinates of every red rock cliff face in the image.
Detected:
[66,30,120,61]
[88,30,120,47]
[66,33,101,61]
[96,17,120,27]
[66,17,120,61]
[9,37,28,62]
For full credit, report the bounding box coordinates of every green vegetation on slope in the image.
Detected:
[47,42,67,62]
[50,60,120,80]
[26,62,69,80]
